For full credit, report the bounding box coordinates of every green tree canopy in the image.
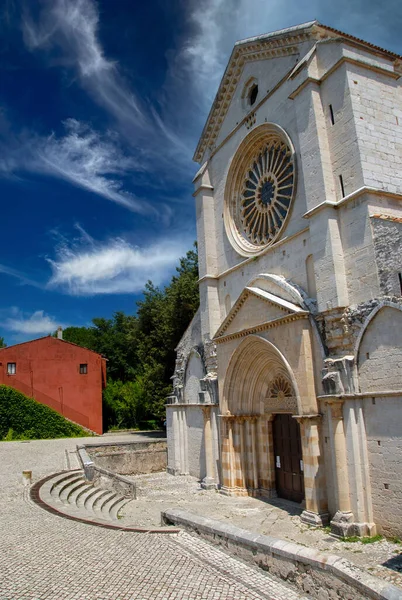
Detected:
[61,246,199,430]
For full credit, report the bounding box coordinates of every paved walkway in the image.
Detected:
[122,471,402,589]
[0,435,304,600]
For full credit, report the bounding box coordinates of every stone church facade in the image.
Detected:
[166,21,402,538]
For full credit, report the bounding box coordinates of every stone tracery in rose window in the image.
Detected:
[240,138,295,246]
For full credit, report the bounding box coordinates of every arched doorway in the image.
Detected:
[221,336,305,502]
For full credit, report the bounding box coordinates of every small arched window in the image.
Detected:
[249,84,258,106]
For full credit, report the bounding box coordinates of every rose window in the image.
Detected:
[224,125,296,256]
[240,139,295,246]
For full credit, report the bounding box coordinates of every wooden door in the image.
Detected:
[273,414,304,503]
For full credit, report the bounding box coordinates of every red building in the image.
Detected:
[0,336,106,434]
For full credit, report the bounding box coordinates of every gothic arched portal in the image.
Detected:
[220,335,304,500]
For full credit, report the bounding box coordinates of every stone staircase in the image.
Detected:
[37,470,132,526]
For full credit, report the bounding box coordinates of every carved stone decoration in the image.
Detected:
[203,338,218,376]
[202,338,219,404]
[239,138,295,247]
[224,124,297,257]
[264,375,297,413]
[321,356,357,395]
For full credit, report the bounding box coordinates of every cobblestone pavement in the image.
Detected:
[123,471,402,589]
[0,436,305,600]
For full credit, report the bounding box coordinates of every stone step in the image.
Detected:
[34,470,179,533]
[49,471,81,498]
[59,476,85,503]
[66,480,92,505]
[84,488,111,512]
[93,490,117,517]
[109,497,131,521]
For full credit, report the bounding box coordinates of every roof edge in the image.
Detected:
[0,335,106,358]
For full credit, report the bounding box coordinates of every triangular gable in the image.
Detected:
[194,21,402,164]
[214,286,307,339]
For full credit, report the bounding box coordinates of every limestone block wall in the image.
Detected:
[364,396,402,537]
[371,216,402,296]
[186,405,206,478]
[320,62,363,198]
[338,195,380,305]
[349,65,402,195]
[166,404,220,482]
[357,306,402,393]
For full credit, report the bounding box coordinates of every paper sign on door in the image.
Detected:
[276,455,281,468]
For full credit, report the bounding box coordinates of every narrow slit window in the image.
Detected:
[329,104,335,125]
[7,362,16,375]
[79,363,88,375]
[339,174,345,197]
[398,272,402,295]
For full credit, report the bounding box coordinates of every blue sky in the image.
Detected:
[0,0,401,344]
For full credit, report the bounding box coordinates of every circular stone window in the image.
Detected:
[224,124,296,256]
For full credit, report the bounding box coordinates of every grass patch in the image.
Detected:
[340,534,383,544]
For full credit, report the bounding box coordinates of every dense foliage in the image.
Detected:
[62,247,199,431]
[0,337,6,348]
[0,385,88,441]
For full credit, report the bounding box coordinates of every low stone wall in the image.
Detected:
[77,445,136,498]
[162,508,402,600]
[84,440,167,476]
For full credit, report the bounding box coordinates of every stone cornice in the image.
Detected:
[303,187,402,219]
[288,56,400,101]
[318,390,402,401]
[214,287,306,338]
[214,312,308,344]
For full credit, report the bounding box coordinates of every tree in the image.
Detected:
[59,246,199,430]
[0,337,6,348]
[60,326,96,350]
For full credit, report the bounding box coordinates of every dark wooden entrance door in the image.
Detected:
[273,414,304,503]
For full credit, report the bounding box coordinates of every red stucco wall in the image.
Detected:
[0,337,105,434]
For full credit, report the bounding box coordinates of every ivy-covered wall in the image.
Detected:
[0,385,88,441]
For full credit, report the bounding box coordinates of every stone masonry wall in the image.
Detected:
[364,396,402,537]
[371,215,402,296]
[357,306,402,393]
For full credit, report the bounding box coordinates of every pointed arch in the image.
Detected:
[223,335,301,415]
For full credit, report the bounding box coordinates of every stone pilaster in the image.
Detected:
[326,400,355,537]
[201,406,216,490]
[295,414,329,527]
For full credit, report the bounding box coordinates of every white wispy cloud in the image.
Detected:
[47,226,191,295]
[174,0,308,112]
[0,263,43,289]
[36,119,148,213]
[3,308,64,335]
[0,118,154,214]
[22,0,192,161]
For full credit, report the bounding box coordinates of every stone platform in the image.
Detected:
[121,471,402,589]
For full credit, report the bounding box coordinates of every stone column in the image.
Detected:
[250,417,259,493]
[193,166,220,340]
[327,400,355,537]
[343,400,376,536]
[201,405,216,490]
[257,415,276,497]
[295,414,329,527]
